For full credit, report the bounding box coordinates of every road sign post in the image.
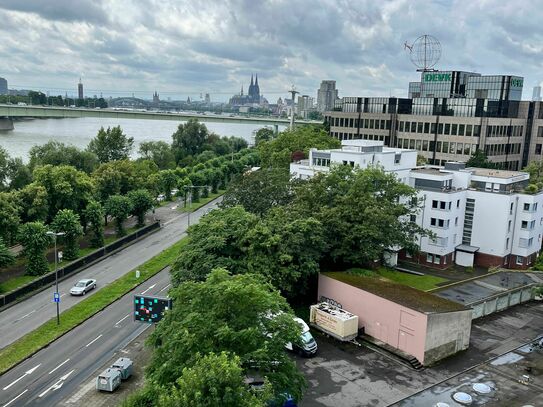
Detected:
[53,292,60,303]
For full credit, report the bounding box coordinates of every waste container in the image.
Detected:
[111,357,133,380]
[96,368,122,392]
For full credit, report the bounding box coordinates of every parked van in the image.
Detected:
[285,317,318,357]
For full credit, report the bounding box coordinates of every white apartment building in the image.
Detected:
[290,140,543,270]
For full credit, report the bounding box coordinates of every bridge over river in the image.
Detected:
[0,104,319,130]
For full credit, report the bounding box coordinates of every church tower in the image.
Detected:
[254,74,260,102]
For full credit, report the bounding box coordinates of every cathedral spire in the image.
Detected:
[255,73,258,86]
[250,74,254,86]
[241,84,243,95]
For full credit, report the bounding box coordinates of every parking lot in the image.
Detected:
[296,301,543,406]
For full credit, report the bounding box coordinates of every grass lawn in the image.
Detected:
[0,276,36,294]
[347,268,448,291]
[177,190,225,213]
[0,237,188,375]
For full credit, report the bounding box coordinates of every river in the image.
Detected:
[0,117,282,161]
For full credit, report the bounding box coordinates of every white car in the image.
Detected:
[70,279,97,296]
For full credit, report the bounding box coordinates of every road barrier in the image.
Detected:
[0,222,160,308]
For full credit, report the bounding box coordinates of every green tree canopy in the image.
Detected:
[466,149,499,169]
[291,165,429,266]
[32,164,94,222]
[51,209,83,260]
[138,141,175,170]
[18,221,50,276]
[128,189,154,227]
[158,169,179,200]
[6,157,32,190]
[147,268,305,400]
[0,146,10,190]
[104,195,133,236]
[221,168,294,216]
[0,192,21,244]
[92,160,142,202]
[87,126,134,163]
[171,119,209,164]
[29,141,99,173]
[84,201,104,248]
[0,237,15,268]
[171,206,257,285]
[245,207,326,297]
[155,353,268,407]
[258,127,340,169]
[16,184,49,223]
[255,128,275,146]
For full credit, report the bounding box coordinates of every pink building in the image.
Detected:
[318,273,472,365]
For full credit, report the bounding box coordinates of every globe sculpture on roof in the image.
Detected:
[405,34,441,71]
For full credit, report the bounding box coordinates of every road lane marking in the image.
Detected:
[140,284,156,295]
[38,369,74,398]
[2,389,28,407]
[115,314,130,326]
[48,359,70,374]
[60,293,67,298]
[12,310,36,323]
[85,334,103,347]
[2,364,41,390]
[159,284,171,293]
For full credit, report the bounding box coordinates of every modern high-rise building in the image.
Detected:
[317,80,338,112]
[297,94,314,118]
[533,86,542,101]
[0,77,7,95]
[78,78,84,99]
[324,69,543,171]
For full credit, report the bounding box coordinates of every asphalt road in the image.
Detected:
[0,198,221,350]
[0,270,171,407]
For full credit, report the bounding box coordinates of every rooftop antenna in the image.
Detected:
[405,34,441,72]
[288,85,299,130]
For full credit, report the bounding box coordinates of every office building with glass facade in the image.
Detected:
[325,70,543,170]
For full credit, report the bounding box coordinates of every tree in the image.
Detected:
[147,268,305,401]
[93,160,141,202]
[87,126,134,163]
[171,207,257,285]
[0,238,15,268]
[221,169,294,216]
[138,141,175,170]
[291,165,429,267]
[128,189,154,227]
[104,195,133,236]
[51,209,83,260]
[524,160,543,185]
[17,184,49,223]
[6,157,32,190]
[307,111,323,121]
[0,146,10,190]
[158,170,178,201]
[19,221,50,276]
[29,141,99,173]
[259,127,340,169]
[466,149,498,169]
[245,207,326,296]
[155,353,268,407]
[84,201,104,248]
[416,154,428,166]
[0,192,21,244]
[171,119,209,164]
[255,128,275,146]
[32,165,94,222]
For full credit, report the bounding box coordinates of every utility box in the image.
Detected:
[310,302,359,341]
[111,357,133,380]
[96,368,122,392]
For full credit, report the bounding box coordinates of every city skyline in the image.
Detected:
[0,1,542,101]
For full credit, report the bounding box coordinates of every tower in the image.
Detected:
[78,78,84,100]
[254,74,260,102]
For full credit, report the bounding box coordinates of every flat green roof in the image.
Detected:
[322,272,467,314]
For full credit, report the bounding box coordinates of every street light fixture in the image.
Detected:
[183,185,209,227]
[47,231,65,325]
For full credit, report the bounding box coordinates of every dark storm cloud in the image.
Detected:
[0,0,108,23]
[0,0,542,100]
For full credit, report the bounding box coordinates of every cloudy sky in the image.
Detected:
[0,0,541,102]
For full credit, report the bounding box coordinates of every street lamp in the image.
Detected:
[47,231,65,325]
[183,185,209,227]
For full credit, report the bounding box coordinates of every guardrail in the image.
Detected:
[0,221,160,308]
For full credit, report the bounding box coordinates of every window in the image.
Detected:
[434,255,441,264]
[430,218,436,226]
[455,217,459,226]
[426,253,433,263]
[405,252,412,258]
[432,200,438,209]
[510,202,514,215]
[524,203,531,211]
[508,220,512,232]
[521,220,528,229]
[457,200,460,208]
[506,237,510,249]
[516,256,523,265]
[440,201,447,210]
[519,237,533,248]
[410,215,416,222]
